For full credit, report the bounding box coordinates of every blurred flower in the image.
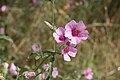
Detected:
[53,27,69,44]
[0,27,5,35]
[84,68,93,80]
[75,0,83,6]
[25,71,36,79]
[43,64,49,70]
[32,0,38,4]
[66,0,74,9]
[52,67,58,78]
[65,20,89,45]
[1,5,8,12]
[9,63,19,76]
[3,62,9,70]
[44,21,53,29]
[32,44,41,52]
[3,62,9,74]
[61,45,77,61]
[38,73,46,79]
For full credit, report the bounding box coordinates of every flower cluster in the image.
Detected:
[3,63,19,76]
[24,64,58,79]
[53,20,89,61]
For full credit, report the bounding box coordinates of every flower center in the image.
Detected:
[63,46,69,53]
[85,72,89,76]
[59,35,66,41]
[72,28,80,36]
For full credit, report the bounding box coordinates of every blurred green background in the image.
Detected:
[0,0,120,80]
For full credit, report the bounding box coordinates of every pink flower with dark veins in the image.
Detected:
[25,71,36,79]
[43,64,49,70]
[53,27,69,44]
[9,63,19,76]
[84,68,93,80]
[52,67,58,78]
[32,44,41,52]
[61,45,77,61]
[65,20,89,45]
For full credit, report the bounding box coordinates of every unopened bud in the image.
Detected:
[44,21,53,29]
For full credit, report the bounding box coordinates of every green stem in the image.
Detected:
[42,50,61,55]
[46,55,55,80]
[34,55,50,72]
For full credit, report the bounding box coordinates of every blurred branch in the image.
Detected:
[87,23,120,28]
[100,67,120,79]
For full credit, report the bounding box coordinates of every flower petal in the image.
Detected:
[65,20,76,30]
[65,30,72,39]
[70,37,81,44]
[86,74,93,80]
[80,30,89,40]
[77,20,86,31]
[68,51,77,57]
[56,27,65,35]
[63,54,71,61]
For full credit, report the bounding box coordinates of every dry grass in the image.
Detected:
[0,0,120,79]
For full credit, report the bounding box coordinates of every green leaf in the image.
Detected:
[0,35,13,43]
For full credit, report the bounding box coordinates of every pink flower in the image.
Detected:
[32,44,41,52]
[84,68,93,80]
[43,64,49,70]
[66,1,74,9]
[25,71,36,79]
[53,27,68,44]
[61,45,77,61]
[32,0,38,4]
[65,20,89,44]
[0,27,5,35]
[52,67,58,78]
[9,63,19,76]
[38,73,46,79]
[1,5,8,12]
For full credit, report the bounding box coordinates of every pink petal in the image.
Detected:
[52,67,58,78]
[0,27,5,34]
[70,37,81,44]
[68,47,77,57]
[80,30,89,40]
[65,20,76,30]
[87,68,92,73]
[86,74,93,80]
[43,64,49,69]
[63,54,71,61]
[53,33,62,43]
[77,20,86,31]
[53,33,59,39]
[65,30,72,39]
[56,27,65,35]
[39,73,46,79]
[9,63,19,76]
[10,63,16,71]
[68,51,77,57]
